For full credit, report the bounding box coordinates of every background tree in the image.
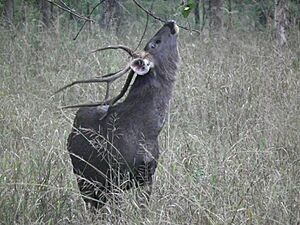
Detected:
[194,0,200,25]
[68,0,81,20]
[274,0,288,46]
[100,0,122,30]
[2,0,14,25]
[208,0,223,32]
[0,0,299,43]
[40,0,50,27]
[227,0,232,29]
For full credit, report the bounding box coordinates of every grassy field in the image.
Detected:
[0,21,299,225]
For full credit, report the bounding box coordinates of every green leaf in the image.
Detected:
[182,1,197,18]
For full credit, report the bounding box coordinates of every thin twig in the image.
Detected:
[73,0,106,40]
[132,0,201,34]
[59,0,72,11]
[133,12,149,52]
[132,0,164,23]
[46,0,94,22]
[133,0,155,51]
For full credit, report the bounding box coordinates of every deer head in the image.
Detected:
[144,20,179,64]
[55,21,179,108]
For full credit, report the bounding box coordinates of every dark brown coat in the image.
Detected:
[67,21,180,209]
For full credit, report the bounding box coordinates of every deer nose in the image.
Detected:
[165,20,176,28]
[165,20,178,34]
[167,20,176,24]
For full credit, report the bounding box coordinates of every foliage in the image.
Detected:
[181,0,197,18]
[1,0,299,31]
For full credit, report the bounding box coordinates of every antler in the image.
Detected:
[61,70,135,109]
[55,67,130,95]
[55,45,153,109]
[89,45,136,57]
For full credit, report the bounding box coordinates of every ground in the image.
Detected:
[0,22,299,224]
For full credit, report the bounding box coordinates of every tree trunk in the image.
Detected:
[194,0,200,25]
[21,0,26,24]
[275,0,288,46]
[100,0,122,31]
[40,0,50,27]
[50,2,56,24]
[86,2,91,33]
[2,0,14,25]
[209,0,223,32]
[201,0,206,31]
[227,0,232,30]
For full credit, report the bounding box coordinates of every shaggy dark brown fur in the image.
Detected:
[67,21,180,209]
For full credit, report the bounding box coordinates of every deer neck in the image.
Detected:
[129,71,174,103]
[109,49,179,137]
[112,66,177,137]
[128,52,179,101]
[126,58,179,106]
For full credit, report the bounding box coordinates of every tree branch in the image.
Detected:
[133,0,155,51]
[46,0,95,22]
[132,0,201,34]
[73,0,106,40]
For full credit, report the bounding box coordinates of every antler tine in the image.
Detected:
[54,72,116,94]
[54,66,130,94]
[89,45,135,57]
[61,102,103,109]
[61,70,135,109]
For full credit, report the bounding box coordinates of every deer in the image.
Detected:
[57,21,180,210]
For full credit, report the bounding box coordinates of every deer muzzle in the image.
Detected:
[130,58,154,76]
[165,20,179,35]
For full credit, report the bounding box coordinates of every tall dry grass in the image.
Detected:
[0,21,299,225]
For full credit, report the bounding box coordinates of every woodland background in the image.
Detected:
[1,0,300,44]
[0,0,299,224]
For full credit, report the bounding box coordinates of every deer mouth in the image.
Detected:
[165,20,179,35]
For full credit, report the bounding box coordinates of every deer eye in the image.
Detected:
[150,39,161,49]
[150,43,156,49]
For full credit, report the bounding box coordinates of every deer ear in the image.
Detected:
[130,58,154,76]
